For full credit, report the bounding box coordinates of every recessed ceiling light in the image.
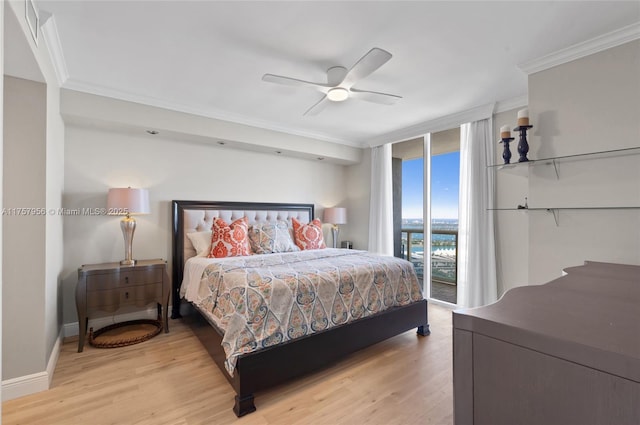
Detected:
[217,141,226,145]
[146,130,159,135]
[275,151,282,154]
[326,87,349,102]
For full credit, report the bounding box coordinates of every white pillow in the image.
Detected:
[186,231,212,257]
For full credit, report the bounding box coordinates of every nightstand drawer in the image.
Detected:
[86,284,162,311]
[86,269,163,291]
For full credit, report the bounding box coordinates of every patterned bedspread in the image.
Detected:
[183,249,423,375]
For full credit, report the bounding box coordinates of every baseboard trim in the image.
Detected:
[2,371,49,402]
[3,308,166,402]
[47,329,63,386]
[2,329,64,402]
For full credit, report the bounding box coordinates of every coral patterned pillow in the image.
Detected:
[208,217,251,258]
[292,217,326,250]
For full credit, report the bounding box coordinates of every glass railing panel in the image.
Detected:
[401,228,458,304]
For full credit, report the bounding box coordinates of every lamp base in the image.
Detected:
[120,216,137,266]
[331,225,340,249]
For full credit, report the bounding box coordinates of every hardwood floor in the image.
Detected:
[3,304,454,425]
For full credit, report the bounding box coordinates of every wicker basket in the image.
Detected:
[88,319,162,348]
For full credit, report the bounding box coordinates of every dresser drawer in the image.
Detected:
[86,268,163,291]
[86,284,162,311]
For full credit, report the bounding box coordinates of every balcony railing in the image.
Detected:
[401,228,458,303]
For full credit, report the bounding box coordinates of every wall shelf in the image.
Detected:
[490,206,640,226]
[489,146,640,178]
[491,146,640,225]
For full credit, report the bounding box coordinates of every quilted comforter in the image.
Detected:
[183,249,423,375]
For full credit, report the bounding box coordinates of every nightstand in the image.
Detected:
[75,259,170,352]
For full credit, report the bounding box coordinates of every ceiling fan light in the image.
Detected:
[327,87,349,102]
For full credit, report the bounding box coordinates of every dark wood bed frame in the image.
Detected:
[171,200,430,417]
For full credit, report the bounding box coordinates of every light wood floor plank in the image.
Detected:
[3,304,453,425]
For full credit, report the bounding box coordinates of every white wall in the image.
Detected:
[3,76,47,379]
[493,108,529,295]
[526,40,640,285]
[61,89,362,166]
[343,147,371,250]
[494,40,640,291]
[0,0,5,409]
[62,125,358,324]
[2,0,66,399]
[45,73,65,365]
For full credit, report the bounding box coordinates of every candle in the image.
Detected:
[500,125,511,139]
[517,108,529,126]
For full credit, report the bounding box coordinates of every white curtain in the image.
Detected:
[457,119,498,308]
[368,144,394,256]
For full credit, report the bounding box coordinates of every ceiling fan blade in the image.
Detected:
[349,88,402,105]
[341,48,392,88]
[262,74,329,93]
[303,95,329,116]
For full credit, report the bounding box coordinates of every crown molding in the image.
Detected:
[495,95,528,114]
[366,102,496,147]
[40,14,69,86]
[62,78,366,148]
[519,22,640,75]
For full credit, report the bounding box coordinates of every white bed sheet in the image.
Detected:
[182,256,222,299]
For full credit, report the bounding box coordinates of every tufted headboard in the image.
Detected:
[171,200,314,317]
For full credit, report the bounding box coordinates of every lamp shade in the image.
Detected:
[107,188,150,215]
[323,207,347,225]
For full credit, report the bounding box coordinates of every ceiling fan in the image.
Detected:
[262,47,402,116]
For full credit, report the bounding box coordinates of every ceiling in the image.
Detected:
[33,1,640,147]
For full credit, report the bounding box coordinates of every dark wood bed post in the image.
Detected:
[234,395,256,417]
[171,200,183,319]
[418,325,430,336]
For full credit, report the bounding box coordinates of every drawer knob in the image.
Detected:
[125,276,129,284]
[125,292,129,299]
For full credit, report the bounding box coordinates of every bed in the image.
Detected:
[171,200,430,417]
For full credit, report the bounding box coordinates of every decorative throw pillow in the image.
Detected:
[186,230,212,257]
[249,221,299,254]
[208,217,251,258]
[292,217,326,250]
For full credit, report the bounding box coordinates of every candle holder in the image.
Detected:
[499,137,514,164]
[514,125,533,162]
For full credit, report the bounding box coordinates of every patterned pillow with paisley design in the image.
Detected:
[208,217,251,258]
[292,217,326,250]
[248,220,300,254]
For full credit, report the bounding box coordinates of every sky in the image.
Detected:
[402,151,460,219]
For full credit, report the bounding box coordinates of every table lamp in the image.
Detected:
[107,187,150,265]
[323,207,347,249]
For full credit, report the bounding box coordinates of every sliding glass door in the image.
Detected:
[393,129,460,304]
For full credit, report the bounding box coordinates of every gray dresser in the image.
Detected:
[453,261,640,425]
